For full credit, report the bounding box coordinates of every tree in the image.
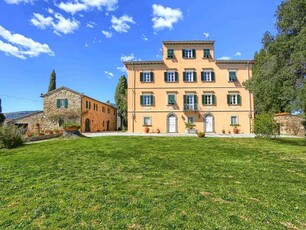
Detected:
[0,98,5,125]
[114,75,128,129]
[48,70,56,92]
[244,0,306,114]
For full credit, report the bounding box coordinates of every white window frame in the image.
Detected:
[203,93,213,105]
[143,116,152,126]
[185,49,193,58]
[187,116,195,124]
[167,71,176,82]
[230,116,239,125]
[229,94,239,105]
[185,71,194,82]
[229,70,237,82]
[143,72,151,82]
[143,95,152,106]
[203,70,212,81]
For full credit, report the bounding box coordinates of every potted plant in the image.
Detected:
[197,131,205,138]
[185,122,196,134]
[144,125,149,133]
[222,128,226,134]
[156,128,160,134]
[63,122,81,132]
[231,124,240,134]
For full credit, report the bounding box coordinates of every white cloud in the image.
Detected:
[218,56,231,60]
[31,13,79,35]
[4,0,32,4]
[117,66,127,73]
[0,25,54,59]
[152,4,183,31]
[111,15,135,33]
[85,42,88,47]
[48,8,54,14]
[235,51,242,56]
[120,53,136,62]
[142,34,148,41]
[102,30,112,38]
[203,32,209,39]
[86,21,96,28]
[104,71,114,79]
[57,0,118,15]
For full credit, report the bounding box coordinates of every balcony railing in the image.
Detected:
[184,103,198,111]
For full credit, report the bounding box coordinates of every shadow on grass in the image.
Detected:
[272,137,306,147]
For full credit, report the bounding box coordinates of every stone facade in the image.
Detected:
[274,113,305,136]
[11,86,117,133]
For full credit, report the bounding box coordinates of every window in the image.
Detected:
[230,116,239,125]
[184,71,196,82]
[57,99,68,108]
[86,101,91,109]
[202,94,215,105]
[203,49,211,58]
[143,116,152,126]
[229,71,237,82]
[187,116,195,124]
[183,49,195,58]
[107,108,110,114]
[165,71,177,82]
[167,94,176,105]
[167,49,175,58]
[184,95,197,110]
[140,95,154,106]
[141,72,153,82]
[93,103,98,111]
[227,94,241,105]
[102,106,106,113]
[201,71,214,82]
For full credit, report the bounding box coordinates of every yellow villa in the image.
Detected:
[124,40,254,134]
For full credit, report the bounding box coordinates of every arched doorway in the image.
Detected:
[85,118,91,132]
[167,114,177,133]
[204,114,214,133]
[107,120,110,131]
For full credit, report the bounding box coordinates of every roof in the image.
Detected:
[124,60,164,66]
[215,60,255,64]
[163,40,215,45]
[41,86,117,110]
[10,111,43,122]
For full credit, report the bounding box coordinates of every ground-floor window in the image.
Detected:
[230,116,239,125]
[187,116,195,124]
[143,116,152,126]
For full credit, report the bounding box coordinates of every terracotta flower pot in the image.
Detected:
[64,126,79,132]
[233,127,239,134]
[144,127,149,133]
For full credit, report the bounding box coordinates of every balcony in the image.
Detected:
[184,103,198,111]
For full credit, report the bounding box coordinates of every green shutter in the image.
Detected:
[237,95,241,105]
[227,95,230,104]
[193,72,197,82]
[192,49,196,58]
[183,72,186,81]
[175,72,178,82]
[202,95,205,105]
[164,72,167,82]
[65,99,68,108]
[211,72,215,81]
[183,95,187,104]
[194,95,198,104]
[150,72,154,82]
[182,49,185,58]
[56,99,60,108]
[151,95,154,106]
[212,95,216,105]
[140,72,143,82]
[172,95,176,104]
[168,94,171,104]
[140,95,144,105]
[201,72,204,81]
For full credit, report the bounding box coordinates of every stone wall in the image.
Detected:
[274,113,305,136]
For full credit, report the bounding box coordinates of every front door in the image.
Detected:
[205,115,213,132]
[107,120,110,131]
[168,115,176,133]
[85,119,91,132]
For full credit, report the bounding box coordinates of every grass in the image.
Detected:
[0,137,305,229]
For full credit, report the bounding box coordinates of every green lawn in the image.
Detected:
[0,137,305,229]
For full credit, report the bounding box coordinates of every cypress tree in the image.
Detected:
[48,70,56,92]
[115,75,128,128]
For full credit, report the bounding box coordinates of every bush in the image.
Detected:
[253,113,278,138]
[63,122,81,129]
[0,125,25,149]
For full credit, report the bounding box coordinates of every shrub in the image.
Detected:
[0,125,25,149]
[63,122,81,129]
[253,113,278,138]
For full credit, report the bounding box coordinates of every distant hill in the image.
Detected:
[4,111,42,120]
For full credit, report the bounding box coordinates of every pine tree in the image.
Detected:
[48,70,56,92]
[114,75,128,128]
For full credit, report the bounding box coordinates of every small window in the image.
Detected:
[227,94,241,105]
[203,94,215,105]
[107,108,110,114]
[143,116,152,126]
[229,71,237,82]
[141,95,153,106]
[203,49,211,58]
[89,102,91,109]
[202,71,214,82]
[187,116,195,124]
[184,49,194,58]
[57,99,68,108]
[167,49,175,58]
[167,94,176,105]
[167,72,176,82]
[230,116,239,125]
[142,72,152,82]
[102,106,106,113]
[184,71,195,82]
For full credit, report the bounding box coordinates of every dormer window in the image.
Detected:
[229,71,237,82]
[167,49,175,58]
[203,49,211,58]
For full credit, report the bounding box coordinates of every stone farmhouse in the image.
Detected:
[11,87,117,133]
[125,40,254,134]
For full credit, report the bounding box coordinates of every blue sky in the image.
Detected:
[0,0,281,113]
